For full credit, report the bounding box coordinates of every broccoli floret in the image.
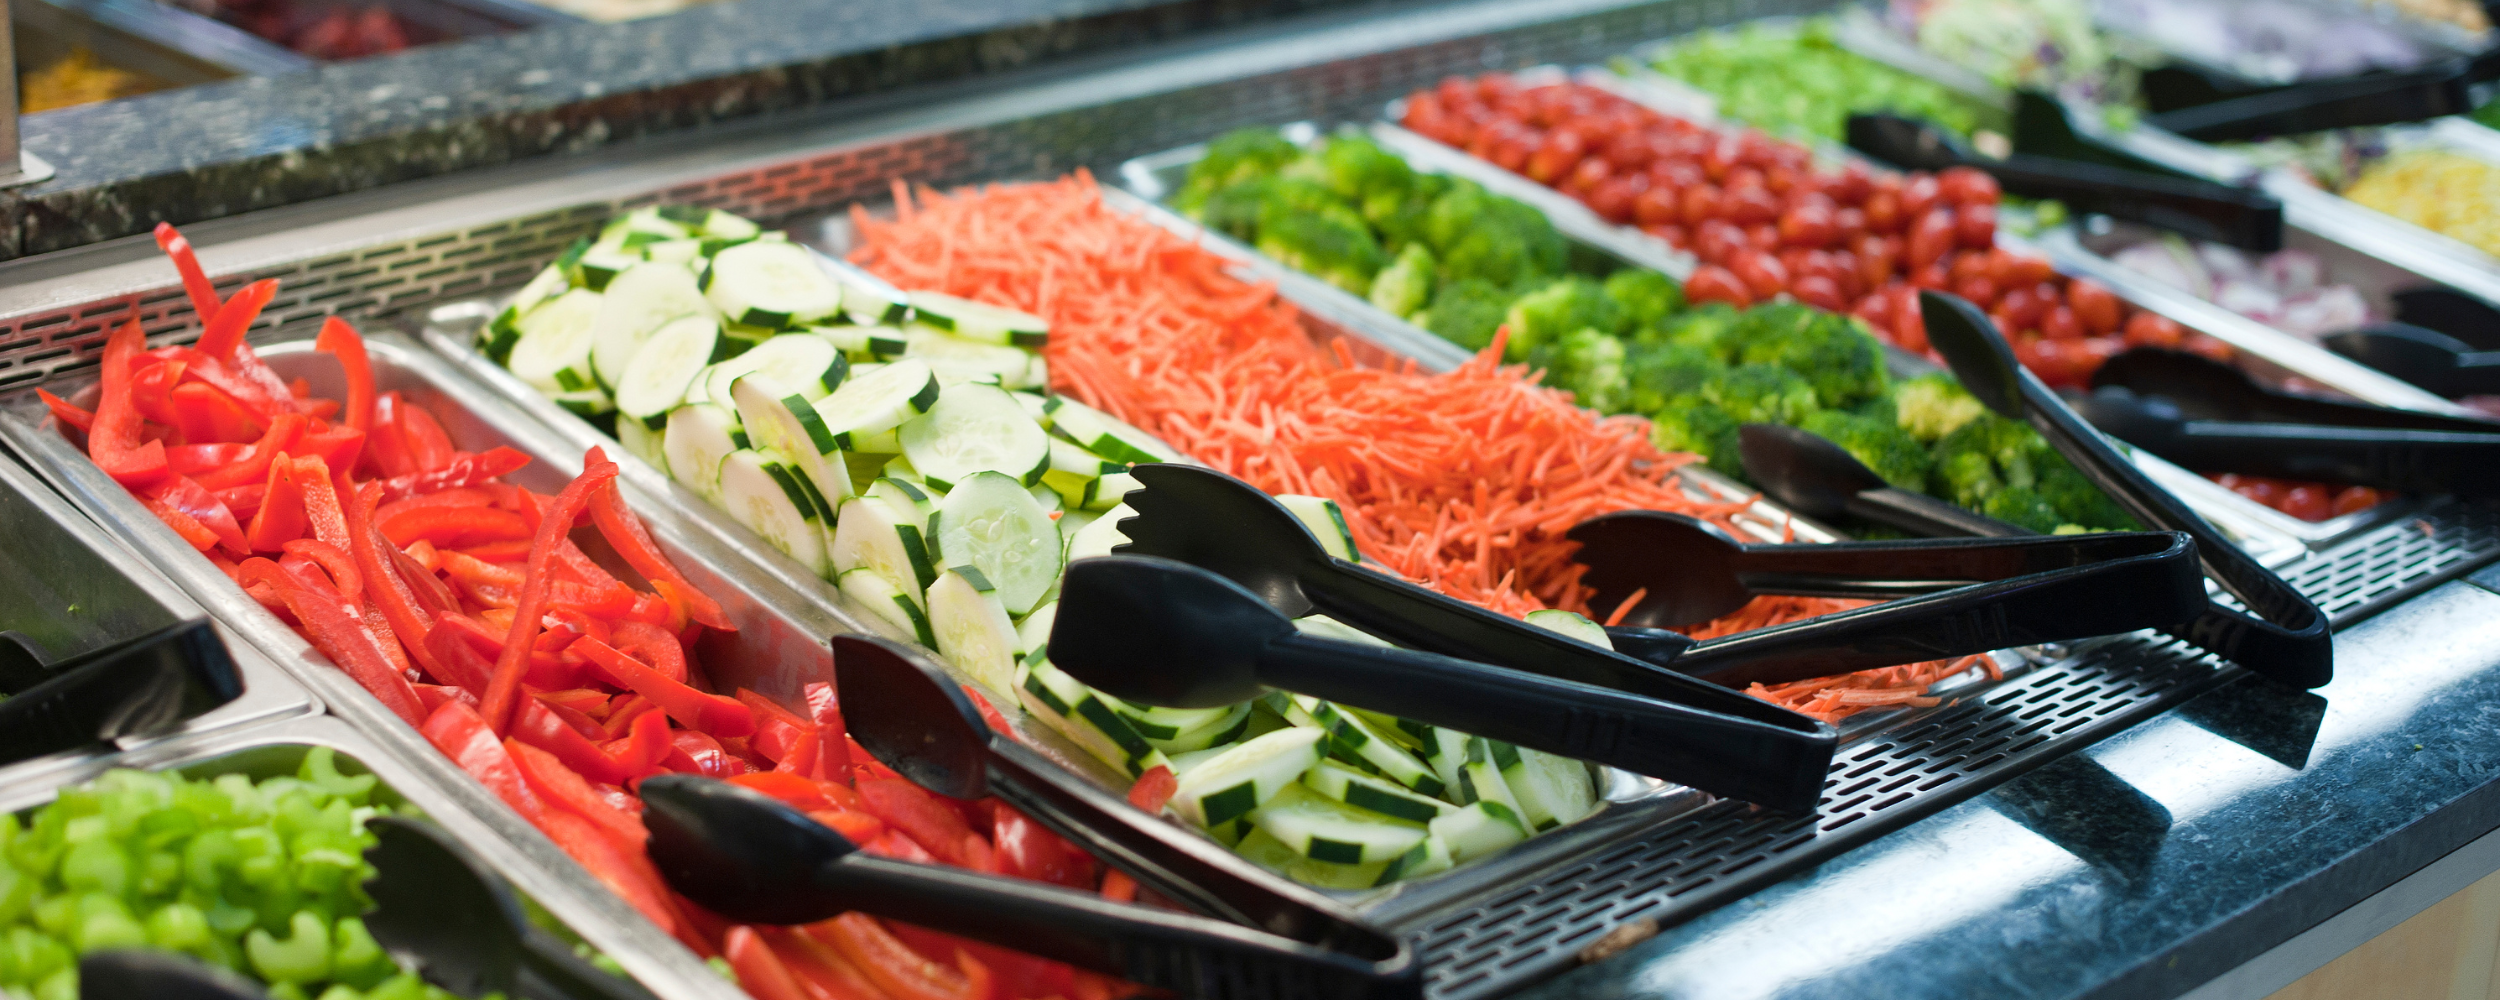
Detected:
[1735,308,1890,410]
[1652,399,1745,478]
[1423,184,1566,287]
[2036,460,2139,531]
[1644,302,1745,361]
[1982,485,2064,533]
[1194,177,1273,241]
[1800,410,1932,492]
[1853,390,1899,427]
[1505,277,1625,362]
[1177,129,1301,212]
[1255,199,1385,295]
[1894,372,1988,442]
[1545,328,1631,412]
[1417,278,1512,352]
[1420,180,1493,253]
[1932,449,2002,509]
[1321,134,1417,201]
[1369,242,1437,319]
[1626,343,1726,415]
[1367,174,1451,251]
[1935,412,2046,488]
[1703,363,1820,426]
[1604,269,1685,334]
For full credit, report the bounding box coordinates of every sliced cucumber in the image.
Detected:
[1150,703,1254,755]
[839,569,935,647]
[830,495,937,604]
[483,262,571,364]
[701,240,845,329]
[1015,656,1172,778]
[507,288,604,394]
[1166,746,1232,779]
[670,206,761,241]
[1044,395,1183,466]
[1014,601,1056,662]
[1284,695,1446,799]
[899,383,1050,492]
[702,334,848,406]
[816,253,910,326]
[731,374,852,516]
[1065,502,1132,562]
[812,324,908,359]
[615,410,668,476]
[550,388,613,419]
[573,240,643,292]
[813,358,941,450]
[929,567,1020,693]
[1523,609,1612,650]
[1428,802,1527,863]
[881,453,926,485]
[908,291,1049,349]
[865,477,937,528]
[1456,738,1526,821]
[589,261,715,391]
[1502,746,1597,832]
[1373,834,1454,885]
[1278,495,1359,561]
[663,403,745,504]
[1027,482,1065,516]
[1425,726,1471,802]
[1302,760,1458,825]
[614,315,722,430]
[1013,391,1053,428]
[1249,784,1427,865]
[1169,726,1325,829]
[1048,436,1125,478]
[903,324,1040,388]
[639,239,707,266]
[1082,471,1140,512]
[608,206,693,242]
[1292,615,1391,648]
[928,471,1063,617]
[1108,698,1238,748]
[719,449,828,575]
[1234,828,1389,890]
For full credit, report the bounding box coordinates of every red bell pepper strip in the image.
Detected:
[664,730,746,778]
[131,359,188,430]
[818,915,987,1000]
[376,446,529,503]
[244,454,307,552]
[168,442,250,476]
[460,539,536,563]
[993,807,1093,890]
[144,496,222,551]
[374,486,494,524]
[536,687,609,718]
[570,635,752,737]
[144,475,249,556]
[91,316,169,487]
[739,690,813,765]
[312,317,376,434]
[1098,870,1138,904]
[193,278,277,362]
[515,704,647,787]
[855,779,978,869]
[774,730,821,778]
[292,425,366,476]
[1127,765,1177,814]
[280,538,362,608]
[533,807,682,936]
[480,458,618,737]
[603,708,671,776]
[188,412,303,490]
[880,926,1057,1000]
[423,620,495,693]
[397,402,457,474]
[154,222,223,321]
[610,620,688,685]
[507,739,644,845]
[771,926,899,1000]
[727,772,839,812]
[379,505,532,549]
[544,580,640,620]
[395,542,459,618]
[414,684,477,715]
[341,478,445,682]
[157,349,286,422]
[601,693,658,738]
[585,467,732,631]
[217,483,265,523]
[724,927,816,1000]
[422,699,544,818]
[170,380,269,446]
[293,455,352,550]
[367,392,415,478]
[37,390,94,434]
[245,557,425,726]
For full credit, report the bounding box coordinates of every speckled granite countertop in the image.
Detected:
[1520,567,2500,1000]
[0,0,1356,260]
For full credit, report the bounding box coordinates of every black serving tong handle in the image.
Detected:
[2148,52,2496,141]
[1567,510,2107,612]
[2094,346,2500,430]
[0,618,242,764]
[640,777,1421,1000]
[2140,61,2288,114]
[2077,389,2500,497]
[1922,290,2334,687]
[1847,113,2284,251]
[2325,323,2500,398]
[831,634,1394,953]
[2390,287,2500,351]
[80,950,267,999]
[2010,90,2206,179]
[363,817,656,1000]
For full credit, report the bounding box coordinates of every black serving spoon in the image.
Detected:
[833,633,1399,952]
[1736,423,2030,538]
[79,950,266,1000]
[639,776,1422,1000]
[1847,113,2284,250]
[2147,49,2500,141]
[362,816,658,1000]
[0,618,243,765]
[2326,323,2500,398]
[2093,347,2500,429]
[1052,556,1833,811]
[2077,386,2500,496]
[1920,290,2334,687]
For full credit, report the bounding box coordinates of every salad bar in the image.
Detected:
[6,0,2500,997]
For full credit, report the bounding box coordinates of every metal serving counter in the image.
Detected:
[0,0,2497,998]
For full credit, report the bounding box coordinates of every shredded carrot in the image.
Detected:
[850,173,1971,722]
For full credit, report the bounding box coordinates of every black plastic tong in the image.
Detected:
[1920,290,2335,687]
[2326,323,2500,398]
[363,816,657,1000]
[79,950,267,999]
[1562,512,2205,687]
[2146,48,2500,141]
[1737,423,2031,537]
[642,773,1422,1000]
[0,618,242,764]
[1847,112,2285,251]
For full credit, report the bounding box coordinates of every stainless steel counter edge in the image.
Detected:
[0,339,753,1000]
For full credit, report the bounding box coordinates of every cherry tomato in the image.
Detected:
[1790,275,1845,311]
[1856,235,1899,290]
[1863,189,1904,233]
[1908,209,1958,269]
[1854,291,1897,334]
[1605,132,1658,172]
[1489,129,1536,172]
[1828,163,1875,205]
[2234,477,2285,508]
[1993,285,2045,330]
[2018,336,2095,388]
[1644,223,1689,248]
[2123,312,2187,349]
[1901,174,1943,220]
[1686,265,1752,307]
[2184,334,2236,363]
[1700,135,1743,181]
[1729,249,1791,300]
[1827,249,1864,300]
[1948,252,1990,287]
[1680,184,1724,227]
[1763,165,1798,195]
[2331,486,2382,517]
[1938,166,2002,206]
[1910,262,1953,290]
[1565,156,1613,195]
[1725,185,1782,226]
[1956,275,1999,310]
[1891,286,1929,351]
[1778,203,1839,248]
[1437,77,1476,108]
[2067,278,2122,335]
[2282,485,2333,522]
[1526,135,1583,184]
[1588,177,1640,223]
[1633,185,1682,227]
[1956,203,1999,248]
[1651,159,1705,190]
[1476,73,1517,99]
[1833,206,1867,235]
[1746,224,1782,251]
[1694,219,1747,264]
[2039,304,2084,341]
[1992,254,2058,289]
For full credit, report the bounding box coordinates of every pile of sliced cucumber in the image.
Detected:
[485,205,1599,889]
